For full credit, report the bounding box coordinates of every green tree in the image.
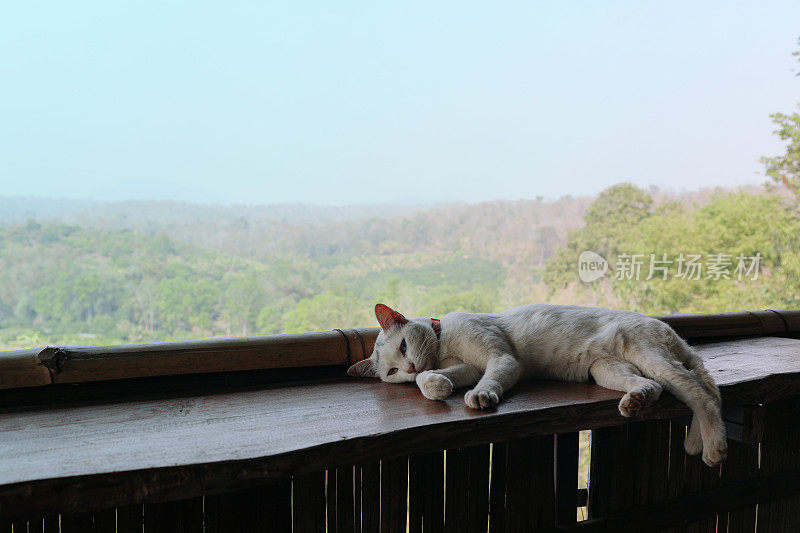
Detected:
[582,183,653,251]
[419,286,500,317]
[256,301,291,335]
[762,38,800,205]
[222,276,266,336]
[545,183,653,288]
[762,107,800,204]
[157,278,219,332]
[608,192,800,313]
[282,292,362,333]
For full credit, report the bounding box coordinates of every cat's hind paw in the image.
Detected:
[416,371,453,401]
[618,382,662,417]
[464,388,499,410]
[702,436,727,467]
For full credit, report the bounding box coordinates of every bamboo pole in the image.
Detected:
[0,309,798,391]
[0,349,52,389]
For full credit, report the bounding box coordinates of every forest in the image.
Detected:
[0,180,798,351]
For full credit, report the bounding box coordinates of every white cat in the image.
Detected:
[348,303,727,466]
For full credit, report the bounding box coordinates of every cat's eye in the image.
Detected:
[387,368,398,375]
[400,339,407,355]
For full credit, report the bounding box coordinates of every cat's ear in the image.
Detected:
[347,358,378,378]
[375,303,408,331]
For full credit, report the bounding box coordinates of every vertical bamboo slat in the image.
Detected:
[26,518,45,533]
[555,431,579,526]
[588,425,631,518]
[421,451,445,533]
[116,504,144,533]
[488,442,508,533]
[625,420,671,507]
[683,455,720,533]
[664,421,687,533]
[334,466,355,533]
[354,466,362,533]
[360,462,381,533]
[757,398,800,532]
[532,435,556,529]
[8,518,30,533]
[5,520,27,533]
[202,491,224,531]
[466,444,490,533]
[410,452,445,533]
[444,448,469,533]
[211,480,293,533]
[645,421,671,504]
[504,435,555,532]
[380,456,408,533]
[144,497,203,532]
[720,440,758,532]
[326,470,336,531]
[59,512,97,532]
[293,472,327,533]
[266,479,293,533]
[504,437,533,532]
[409,454,425,533]
[204,485,282,533]
[91,509,116,532]
[42,515,60,533]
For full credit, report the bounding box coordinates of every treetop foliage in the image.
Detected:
[761,38,800,205]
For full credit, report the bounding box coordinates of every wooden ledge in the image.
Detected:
[1,336,800,519]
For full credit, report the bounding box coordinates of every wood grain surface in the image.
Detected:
[1,336,799,519]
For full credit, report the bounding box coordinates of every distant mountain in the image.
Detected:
[0,197,98,224]
[0,197,433,226]
[0,187,758,262]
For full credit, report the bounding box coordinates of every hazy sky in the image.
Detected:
[1,1,799,205]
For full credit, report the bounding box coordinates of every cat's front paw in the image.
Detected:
[416,371,453,401]
[464,388,499,410]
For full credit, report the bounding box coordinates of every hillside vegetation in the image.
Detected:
[0,184,797,350]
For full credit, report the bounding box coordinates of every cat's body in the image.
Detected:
[349,303,727,466]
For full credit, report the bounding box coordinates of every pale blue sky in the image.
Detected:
[1,1,799,205]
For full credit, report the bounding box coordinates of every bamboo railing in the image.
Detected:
[1,309,799,390]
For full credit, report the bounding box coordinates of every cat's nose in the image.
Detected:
[408,361,417,373]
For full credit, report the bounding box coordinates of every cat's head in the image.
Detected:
[347,303,439,383]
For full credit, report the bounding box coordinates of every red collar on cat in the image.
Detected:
[431,317,441,338]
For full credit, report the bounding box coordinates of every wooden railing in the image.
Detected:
[3,309,799,390]
[1,309,800,532]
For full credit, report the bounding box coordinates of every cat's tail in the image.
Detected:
[672,341,723,461]
[639,346,727,466]
[673,337,722,405]
[684,352,721,404]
